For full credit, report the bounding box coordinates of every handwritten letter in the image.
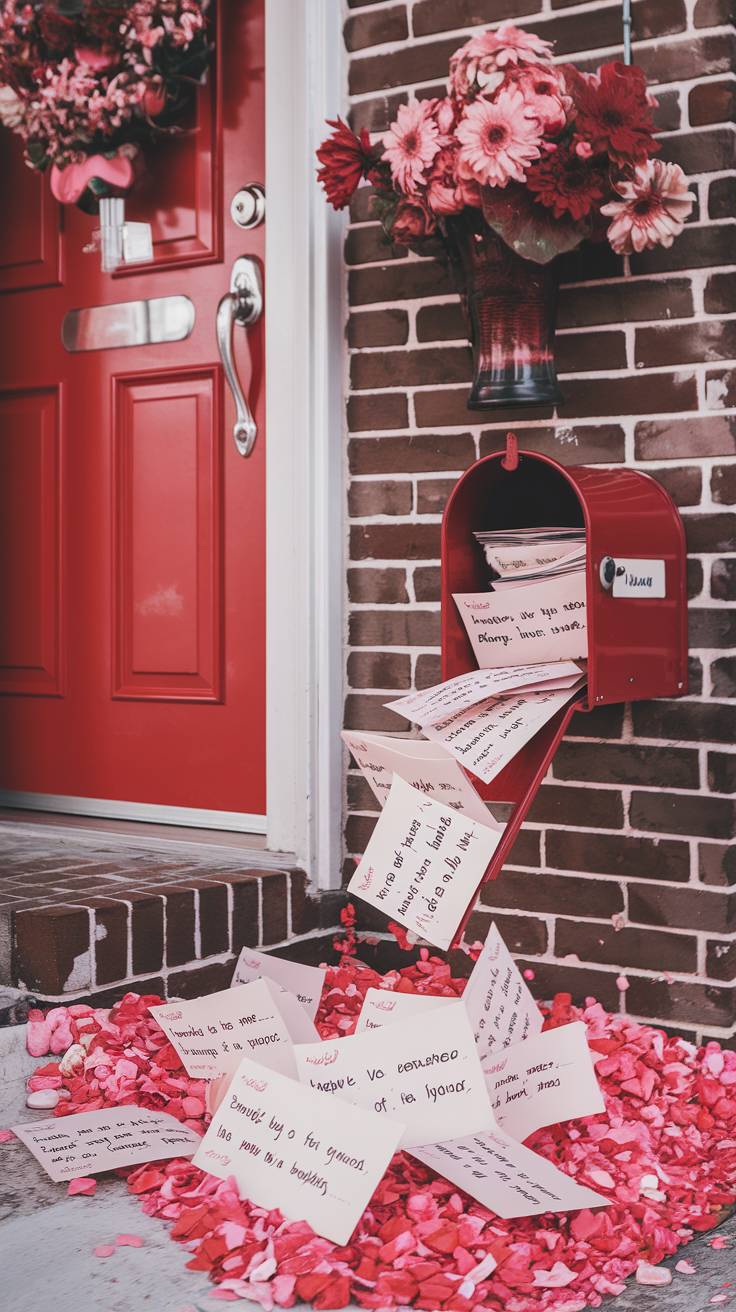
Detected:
[232,947,327,1021]
[483,1021,605,1142]
[294,1002,494,1149]
[193,1056,403,1246]
[412,1128,607,1219]
[14,1106,200,1182]
[355,988,454,1033]
[454,572,587,668]
[424,685,580,786]
[463,923,542,1058]
[342,730,499,830]
[150,978,317,1079]
[347,775,501,950]
[385,662,582,729]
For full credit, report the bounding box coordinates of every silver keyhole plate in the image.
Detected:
[231,184,266,229]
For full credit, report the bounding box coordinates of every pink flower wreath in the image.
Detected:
[0,1,211,211]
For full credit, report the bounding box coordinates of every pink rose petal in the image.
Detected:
[94,1245,116,1259]
[68,1177,97,1197]
[636,1262,672,1286]
[0,1129,15,1143]
[533,1262,577,1288]
[116,1234,144,1248]
[676,1260,696,1274]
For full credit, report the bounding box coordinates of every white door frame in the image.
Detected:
[264,0,346,889]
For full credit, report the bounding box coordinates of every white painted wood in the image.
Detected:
[265,0,346,887]
[0,790,267,835]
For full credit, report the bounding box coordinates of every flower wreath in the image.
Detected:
[0,1,211,212]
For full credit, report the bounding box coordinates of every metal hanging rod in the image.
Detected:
[622,0,633,64]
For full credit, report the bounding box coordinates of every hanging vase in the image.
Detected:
[445,210,562,410]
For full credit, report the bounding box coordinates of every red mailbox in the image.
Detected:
[441,441,688,902]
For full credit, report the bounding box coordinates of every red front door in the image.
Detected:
[0,1,266,824]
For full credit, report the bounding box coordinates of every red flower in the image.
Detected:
[38,6,77,53]
[568,61,659,165]
[389,198,436,245]
[316,117,376,210]
[526,145,607,221]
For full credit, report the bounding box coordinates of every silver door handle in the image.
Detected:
[216,256,263,457]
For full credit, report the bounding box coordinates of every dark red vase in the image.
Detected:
[445,211,562,410]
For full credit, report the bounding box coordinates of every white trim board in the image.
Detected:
[265,0,346,888]
[0,791,267,835]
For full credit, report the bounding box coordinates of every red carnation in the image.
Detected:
[316,117,376,210]
[568,61,659,165]
[527,145,607,221]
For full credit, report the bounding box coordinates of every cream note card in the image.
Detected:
[355,987,454,1033]
[385,662,582,729]
[232,947,327,1021]
[347,775,501,950]
[454,572,587,668]
[483,1021,605,1142]
[424,685,580,786]
[193,1056,403,1246]
[485,542,585,578]
[294,1001,494,1150]
[412,1127,607,1219]
[342,730,499,830]
[463,923,542,1057]
[14,1106,200,1183]
[150,978,317,1079]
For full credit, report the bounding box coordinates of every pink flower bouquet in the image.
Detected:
[0,1,211,210]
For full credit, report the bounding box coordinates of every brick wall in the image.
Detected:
[341,0,736,1043]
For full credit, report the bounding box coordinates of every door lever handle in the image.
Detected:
[216,256,263,457]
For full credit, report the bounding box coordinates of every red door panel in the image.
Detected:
[0,0,266,820]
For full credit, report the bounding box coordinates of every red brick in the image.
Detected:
[557,372,698,419]
[553,742,700,790]
[345,226,403,267]
[708,751,736,794]
[14,905,91,995]
[288,871,320,936]
[349,259,454,304]
[689,80,736,127]
[345,814,377,855]
[699,842,736,887]
[709,176,736,218]
[228,876,259,951]
[568,704,625,738]
[647,465,702,506]
[415,653,441,688]
[347,650,411,689]
[349,608,440,647]
[347,773,379,812]
[350,522,440,561]
[683,512,736,553]
[630,790,736,839]
[344,5,408,53]
[527,784,624,829]
[349,36,458,95]
[626,976,734,1028]
[688,655,704,692]
[414,565,440,602]
[480,424,626,465]
[348,567,409,604]
[480,869,624,919]
[261,873,289,945]
[712,559,736,601]
[555,919,698,974]
[706,366,736,408]
[635,700,736,750]
[90,899,128,986]
[689,607,736,648]
[694,0,734,25]
[636,33,736,85]
[167,961,233,999]
[347,393,408,433]
[345,693,410,733]
[351,346,472,391]
[413,0,539,38]
[128,893,164,975]
[635,415,736,460]
[192,880,229,958]
[349,433,476,475]
[348,309,409,348]
[712,656,736,698]
[516,959,621,1012]
[631,223,735,273]
[464,910,548,956]
[706,937,736,981]
[548,829,691,882]
[635,320,736,368]
[558,278,693,329]
[415,478,456,515]
[712,463,736,503]
[629,883,735,933]
[348,479,412,517]
[662,127,735,175]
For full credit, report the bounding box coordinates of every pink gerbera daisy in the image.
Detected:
[449,24,553,103]
[493,22,555,68]
[601,159,695,254]
[382,100,440,194]
[510,64,573,134]
[456,87,542,188]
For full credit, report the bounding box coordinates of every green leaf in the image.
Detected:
[481,184,589,264]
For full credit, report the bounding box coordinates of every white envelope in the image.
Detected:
[14,1106,200,1183]
[342,729,500,830]
[193,1056,403,1246]
[232,946,327,1021]
[294,1001,495,1149]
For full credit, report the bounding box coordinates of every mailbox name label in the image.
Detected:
[612,559,666,599]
